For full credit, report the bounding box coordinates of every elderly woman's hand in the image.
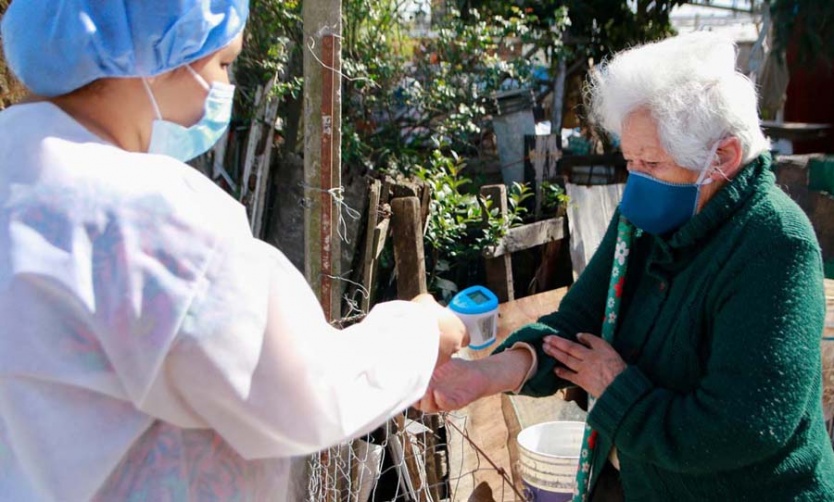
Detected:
[415,358,491,413]
[416,347,535,413]
[543,333,627,399]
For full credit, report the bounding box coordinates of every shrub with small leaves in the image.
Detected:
[540,180,571,217]
[415,150,530,299]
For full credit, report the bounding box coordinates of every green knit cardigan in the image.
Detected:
[496,154,834,501]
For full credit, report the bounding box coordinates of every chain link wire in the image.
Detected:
[305,410,523,502]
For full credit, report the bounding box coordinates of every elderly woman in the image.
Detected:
[0,1,468,500]
[419,33,834,500]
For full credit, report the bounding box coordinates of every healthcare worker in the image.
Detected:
[0,1,467,500]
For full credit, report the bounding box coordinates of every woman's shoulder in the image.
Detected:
[735,175,820,254]
[1,107,251,309]
[0,101,100,146]
[1,102,250,260]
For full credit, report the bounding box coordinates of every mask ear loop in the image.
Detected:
[185,65,211,92]
[141,79,164,120]
[696,138,728,186]
[712,166,732,182]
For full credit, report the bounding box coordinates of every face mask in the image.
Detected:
[619,140,726,235]
[143,65,235,162]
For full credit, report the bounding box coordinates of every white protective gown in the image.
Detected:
[0,103,439,501]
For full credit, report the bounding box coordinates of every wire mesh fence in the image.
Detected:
[306,410,523,502]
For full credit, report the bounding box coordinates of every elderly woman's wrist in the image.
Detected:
[484,347,535,394]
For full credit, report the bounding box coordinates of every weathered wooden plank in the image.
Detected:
[361,180,382,313]
[501,393,525,497]
[810,190,834,261]
[484,217,566,258]
[380,177,392,206]
[419,179,432,235]
[423,414,444,502]
[373,218,390,259]
[209,129,235,191]
[774,154,822,215]
[251,75,281,238]
[395,413,429,502]
[392,179,421,198]
[525,134,561,219]
[240,85,264,205]
[391,197,427,300]
[481,184,514,302]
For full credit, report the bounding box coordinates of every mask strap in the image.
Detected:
[713,166,731,182]
[141,78,163,120]
[696,138,725,186]
[186,65,211,91]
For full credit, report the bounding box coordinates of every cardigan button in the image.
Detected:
[659,281,667,291]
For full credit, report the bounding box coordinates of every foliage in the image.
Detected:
[458,0,684,141]
[415,150,531,298]
[540,180,570,216]
[771,0,834,69]
[235,0,303,119]
[507,181,535,225]
[237,2,582,297]
[339,3,564,295]
[342,3,546,171]
[461,0,684,61]
[341,0,414,171]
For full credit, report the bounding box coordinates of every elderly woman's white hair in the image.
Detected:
[587,32,770,171]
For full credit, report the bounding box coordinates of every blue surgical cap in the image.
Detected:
[1,0,249,97]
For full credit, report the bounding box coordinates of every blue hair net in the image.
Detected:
[1,0,249,97]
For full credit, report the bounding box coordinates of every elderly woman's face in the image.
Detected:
[620,109,699,185]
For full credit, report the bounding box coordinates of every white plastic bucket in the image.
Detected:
[516,421,585,502]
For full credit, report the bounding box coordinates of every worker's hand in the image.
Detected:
[415,358,491,413]
[543,333,626,399]
[411,293,469,368]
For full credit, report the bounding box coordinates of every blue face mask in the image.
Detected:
[143,66,235,162]
[619,142,724,235]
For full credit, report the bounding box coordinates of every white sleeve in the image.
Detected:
[141,233,440,460]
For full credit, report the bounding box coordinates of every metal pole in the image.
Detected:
[303,0,342,322]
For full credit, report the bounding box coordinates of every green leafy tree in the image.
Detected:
[341,2,546,170]
[339,3,560,295]
[415,150,532,299]
[236,0,303,118]
[458,0,685,60]
[454,0,685,140]
[240,2,569,297]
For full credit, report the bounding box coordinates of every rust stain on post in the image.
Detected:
[320,34,335,320]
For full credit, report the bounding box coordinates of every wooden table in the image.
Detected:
[761,121,831,142]
[447,287,587,501]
